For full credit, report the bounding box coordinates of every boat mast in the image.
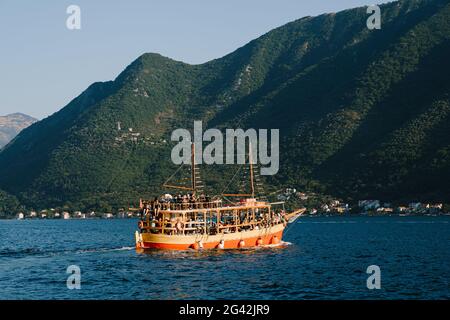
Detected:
[162,142,198,194]
[191,142,196,195]
[249,142,255,198]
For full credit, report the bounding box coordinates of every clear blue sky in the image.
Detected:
[0,0,390,119]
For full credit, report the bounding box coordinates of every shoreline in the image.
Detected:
[2,214,450,221]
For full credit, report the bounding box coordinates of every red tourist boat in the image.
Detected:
[134,144,304,251]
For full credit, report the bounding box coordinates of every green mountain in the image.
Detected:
[0,0,449,212]
[0,189,21,217]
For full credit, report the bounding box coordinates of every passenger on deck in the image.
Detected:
[182,196,188,209]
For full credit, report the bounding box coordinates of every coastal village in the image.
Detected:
[276,188,449,216]
[10,187,449,220]
[14,209,138,220]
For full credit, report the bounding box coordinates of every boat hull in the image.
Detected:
[136,223,285,251]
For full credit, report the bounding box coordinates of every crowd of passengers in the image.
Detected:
[142,193,217,213]
[140,205,287,236]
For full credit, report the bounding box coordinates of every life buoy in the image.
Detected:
[135,231,140,244]
[238,240,245,248]
[271,235,280,245]
[138,221,144,229]
[256,238,263,246]
[191,240,203,250]
[217,240,225,249]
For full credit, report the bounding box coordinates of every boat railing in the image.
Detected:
[144,200,223,212]
[140,216,282,236]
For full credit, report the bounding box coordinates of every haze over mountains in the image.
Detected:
[0,113,37,149]
[0,0,449,212]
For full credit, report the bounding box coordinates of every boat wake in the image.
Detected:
[75,246,135,254]
[0,246,135,259]
[259,241,292,248]
[0,247,47,258]
[304,221,358,224]
[216,241,292,251]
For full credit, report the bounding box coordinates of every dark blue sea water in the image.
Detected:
[0,216,449,300]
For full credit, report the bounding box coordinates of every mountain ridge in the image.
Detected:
[0,0,449,212]
[0,112,37,149]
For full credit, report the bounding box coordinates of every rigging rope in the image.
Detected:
[220,161,245,196]
[162,163,186,187]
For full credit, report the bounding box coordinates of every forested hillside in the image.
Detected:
[0,0,449,213]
